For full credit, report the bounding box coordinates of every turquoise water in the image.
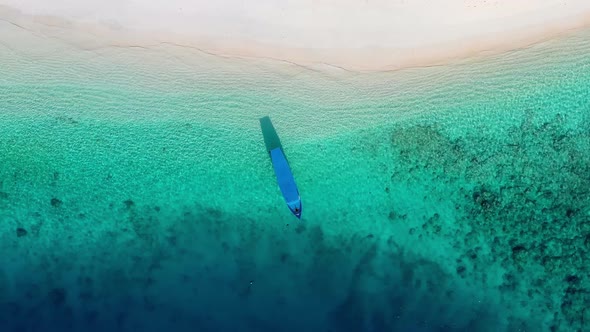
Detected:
[1,19,590,331]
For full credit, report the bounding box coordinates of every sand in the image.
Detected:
[1,0,590,71]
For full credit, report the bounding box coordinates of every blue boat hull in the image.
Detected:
[259,116,302,219]
[269,147,302,218]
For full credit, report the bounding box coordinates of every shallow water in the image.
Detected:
[1,20,589,332]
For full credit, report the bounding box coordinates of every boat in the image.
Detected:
[259,116,302,218]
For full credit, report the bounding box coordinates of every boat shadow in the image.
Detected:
[259,116,283,152]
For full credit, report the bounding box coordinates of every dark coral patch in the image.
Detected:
[124,199,135,209]
[16,228,27,237]
[50,198,63,207]
[48,288,67,306]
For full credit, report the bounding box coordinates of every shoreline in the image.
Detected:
[1,2,590,72]
[2,6,589,139]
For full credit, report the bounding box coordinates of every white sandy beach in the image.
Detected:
[1,0,590,71]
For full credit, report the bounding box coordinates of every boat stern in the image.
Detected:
[287,199,302,219]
